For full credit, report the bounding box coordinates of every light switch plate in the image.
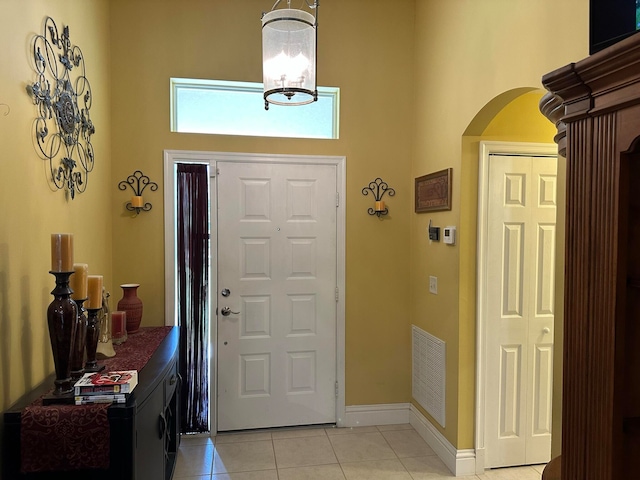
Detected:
[429,276,438,294]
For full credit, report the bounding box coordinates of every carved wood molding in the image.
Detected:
[541,33,640,130]
[539,91,567,156]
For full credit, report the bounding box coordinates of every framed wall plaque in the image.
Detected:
[415,168,452,212]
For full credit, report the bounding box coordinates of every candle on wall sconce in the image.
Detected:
[50,233,74,272]
[362,178,395,217]
[118,170,158,215]
[131,195,144,208]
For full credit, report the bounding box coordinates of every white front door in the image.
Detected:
[485,154,557,467]
[216,160,338,431]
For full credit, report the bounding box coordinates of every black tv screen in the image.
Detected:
[590,0,640,54]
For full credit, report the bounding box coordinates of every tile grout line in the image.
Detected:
[272,435,281,480]
[377,425,415,478]
[325,427,348,479]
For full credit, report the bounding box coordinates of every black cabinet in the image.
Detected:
[134,379,180,480]
[2,327,180,480]
[135,381,166,480]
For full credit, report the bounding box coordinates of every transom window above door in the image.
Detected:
[170,78,340,139]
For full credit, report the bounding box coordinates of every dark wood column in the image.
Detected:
[541,33,640,480]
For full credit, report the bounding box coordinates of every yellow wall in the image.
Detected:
[411,1,588,448]
[108,0,415,406]
[0,0,587,458]
[0,0,112,410]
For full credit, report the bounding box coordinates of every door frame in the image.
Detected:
[474,141,557,472]
[163,149,347,435]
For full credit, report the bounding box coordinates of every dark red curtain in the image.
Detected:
[176,163,209,433]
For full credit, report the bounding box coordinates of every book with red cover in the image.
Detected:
[73,370,138,395]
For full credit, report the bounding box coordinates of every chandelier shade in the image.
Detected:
[262,5,318,109]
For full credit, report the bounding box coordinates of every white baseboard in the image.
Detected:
[343,403,411,427]
[475,447,486,474]
[342,403,477,477]
[409,404,477,477]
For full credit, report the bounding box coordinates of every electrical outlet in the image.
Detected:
[429,276,438,294]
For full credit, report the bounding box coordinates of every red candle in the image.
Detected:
[112,311,126,337]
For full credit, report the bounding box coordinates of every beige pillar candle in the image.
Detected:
[50,233,74,272]
[87,275,103,309]
[70,263,89,300]
[131,196,144,208]
[375,200,385,212]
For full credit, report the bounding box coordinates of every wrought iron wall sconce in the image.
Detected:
[362,178,395,217]
[118,170,158,214]
[27,17,95,200]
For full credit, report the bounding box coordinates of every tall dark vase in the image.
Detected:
[117,283,143,334]
[84,307,104,372]
[70,297,88,380]
[47,271,79,395]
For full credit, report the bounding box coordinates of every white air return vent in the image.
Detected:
[412,325,446,427]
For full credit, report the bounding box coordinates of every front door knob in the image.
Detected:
[221,307,240,316]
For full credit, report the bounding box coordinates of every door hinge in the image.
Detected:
[335,287,339,302]
[336,192,339,207]
[335,381,339,397]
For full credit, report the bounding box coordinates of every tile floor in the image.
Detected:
[173,424,545,480]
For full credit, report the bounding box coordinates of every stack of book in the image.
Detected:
[73,370,138,405]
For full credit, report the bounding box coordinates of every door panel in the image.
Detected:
[525,157,556,465]
[486,154,556,468]
[217,161,337,431]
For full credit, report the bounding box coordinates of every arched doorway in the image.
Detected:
[462,89,564,472]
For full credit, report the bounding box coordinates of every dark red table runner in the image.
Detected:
[101,326,172,372]
[20,326,172,473]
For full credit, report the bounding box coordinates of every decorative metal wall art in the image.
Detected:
[362,177,395,217]
[118,170,158,214]
[27,17,95,199]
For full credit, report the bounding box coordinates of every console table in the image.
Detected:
[2,326,180,480]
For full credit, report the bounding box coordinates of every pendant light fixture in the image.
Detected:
[261,0,319,110]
